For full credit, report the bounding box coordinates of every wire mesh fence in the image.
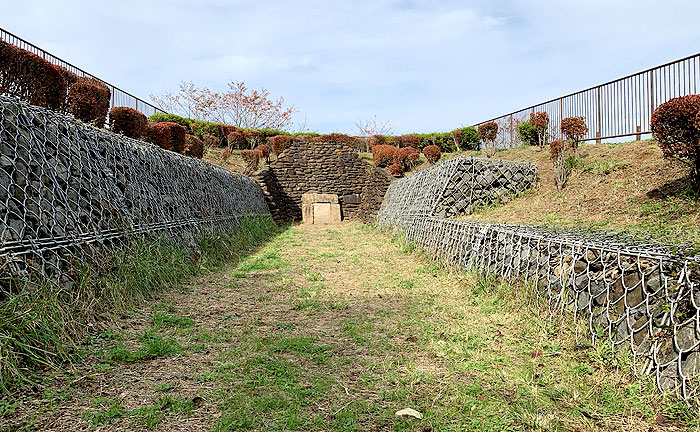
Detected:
[378,160,700,398]
[0,95,270,292]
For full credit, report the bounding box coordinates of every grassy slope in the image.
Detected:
[451,140,700,246]
[3,223,694,431]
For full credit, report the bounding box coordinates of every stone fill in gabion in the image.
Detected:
[0,95,270,290]
[378,157,537,222]
[378,157,700,398]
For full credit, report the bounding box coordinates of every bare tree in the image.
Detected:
[355,115,394,137]
[151,80,296,130]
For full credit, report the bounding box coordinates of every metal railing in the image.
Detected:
[0,26,165,118]
[477,53,700,147]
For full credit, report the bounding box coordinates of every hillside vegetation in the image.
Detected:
[457,139,700,247]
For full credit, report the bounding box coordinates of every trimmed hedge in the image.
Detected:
[268,135,293,155]
[184,134,204,158]
[227,129,248,150]
[518,121,538,146]
[422,144,441,164]
[651,94,700,185]
[240,149,260,174]
[254,144,271,163]
[68,77,110,126]
[143,121,187,151]
[390,146,420,176]
[109,107,147,138]
[0,39,66,110]
[372,144,398,168]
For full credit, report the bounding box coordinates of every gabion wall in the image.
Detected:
[378,157,537,221]
[0,95,270,290]
[378,158,700,398]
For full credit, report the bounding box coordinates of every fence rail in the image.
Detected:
[477,53,700,147]
[0,26,165,118]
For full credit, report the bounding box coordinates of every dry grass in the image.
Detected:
[3,222,694,431]
[454,140,700,245]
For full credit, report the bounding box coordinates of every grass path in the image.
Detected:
[3,222,693,431]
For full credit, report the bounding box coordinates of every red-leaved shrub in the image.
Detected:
[244,129,264,148]
[144,122,172,150]
[651,95,700,185]
[227,129,248,150]
[310,133,356,145]
[56,66,79,111]
[372,144,398,168]
[240,149,260,175]
[422,144,441,164]
[254,144,271,163]
[184,134,204,158]
[394,134,421,148]
[202,133,219,149]
[560,116,588,151]
[68,77,111,126]
[109,107,147,138]
[218,124,238,139]
[478,121,498,141]
[370,134,388,147]
[0,39,66,110]
[390,146,420,176]
[267,135,293,155]
[530,111,549,148]
[143,121,187,152]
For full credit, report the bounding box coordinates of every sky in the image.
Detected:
[3,0,700,134]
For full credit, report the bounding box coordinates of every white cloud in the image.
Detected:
[2,0,700,133]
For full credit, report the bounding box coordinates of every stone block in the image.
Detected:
[302,203,314,224]
[302,192,339,204]
[313,203,332,224]
[342,194,361,204]
[330,203,341,222]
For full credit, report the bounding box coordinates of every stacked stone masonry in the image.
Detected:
[0,95,270,291]
[378,157,700,398]
[255,142,393,223]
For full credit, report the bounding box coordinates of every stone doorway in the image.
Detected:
[302,193,341,224]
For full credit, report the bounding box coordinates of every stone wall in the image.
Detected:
[0,95,270,289]
[255,142,393,222]
[377,159,700,397]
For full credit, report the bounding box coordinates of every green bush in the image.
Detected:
[518,121,538,146]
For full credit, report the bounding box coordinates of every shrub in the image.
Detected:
[370,135,388,147]
[202,133,219,149]
[310,133,356,145]
[143,122,187,152]
[529,112,549,148]
[184,134,204,158]
[254,143,271,163]
[549,138,570,190]
[651,95,700,186]
[479,122,498,158]
[518,121,538,146]
[68,77,111,126]
[452,127,480,151]
[143,122,172,150]
[560,116,588,151]
[244,129,264,148]
[56,66,79,112]
[267,135,293,155]
[390,146,420,176]
[478,122,498,141]
[372,145,398,168]
[394,134,421,148]
[0,39,67,110]
[227,129,247,150]
[422,144,441,164]
[109,107,147,138]
[240,149,260,175]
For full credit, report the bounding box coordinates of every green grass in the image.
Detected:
[0,216,280,392]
